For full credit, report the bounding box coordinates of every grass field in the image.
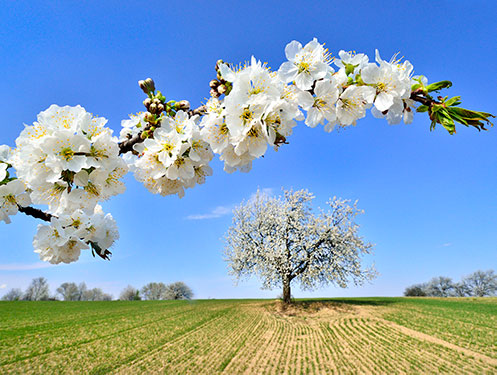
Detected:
[1,297,496,374]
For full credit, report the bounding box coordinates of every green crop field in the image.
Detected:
[1,297,496,374]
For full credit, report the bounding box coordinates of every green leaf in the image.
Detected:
[447,110,468,126]
[430,119,437,131]
[416,105,429,113]
[426,80,452,92]
[451,107,493,120]
[439,114,455,134]
[431,104,442,113]
[444,96,461,107]
[411,83,421,91]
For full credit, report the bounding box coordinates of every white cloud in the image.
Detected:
[186,205,233,220]
[0,262,55,271]
[441,242,452,247]
[185,188,274,220]
[0,284,6,289]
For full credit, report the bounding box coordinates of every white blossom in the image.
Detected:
[336,85,372,126]
[0,179,31,224]
[119,112,147,141]
[278,38,333,90]
[0,164,7,182]
[298,79,339,129]
[360,50,412,112]
[334,50,369,75]
[0,145,12,163]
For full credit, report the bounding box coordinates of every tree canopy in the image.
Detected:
[225,189,375,303]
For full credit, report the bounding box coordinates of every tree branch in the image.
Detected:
[410,91,440,107]
[18,205,52,222]
[188,105,207,117]
[291,228,335,278]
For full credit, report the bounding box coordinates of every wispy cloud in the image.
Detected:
[441,242,452,247]
[0,262,55,271]
[186,205,233,220]
[0,284,6,289]
[185,188,275,220]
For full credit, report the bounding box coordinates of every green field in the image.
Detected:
[1,297,496,374]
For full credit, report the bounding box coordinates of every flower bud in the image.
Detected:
[149,103,158,113]
[144,78,155,91]
[138,78,156,94]
[210,88,220,98]
[175,100,190,111]
[209,79,219,89]
[157,104,165,113]
[217,84,227,95]
[143,98,152,108]
[215,59,224,71]
[144,113,155,123]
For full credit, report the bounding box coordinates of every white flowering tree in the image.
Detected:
[462,270,497,297]
[0,38,494,265]
[141,282,168,300]
[224,189,375,303]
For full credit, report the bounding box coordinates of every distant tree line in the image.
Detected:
[120,282,193,301]
[1,278,193,301]
[404,270,497,297]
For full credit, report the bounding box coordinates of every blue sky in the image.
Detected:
[0,0,496,299]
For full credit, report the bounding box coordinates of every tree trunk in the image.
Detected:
[282,276,291,304]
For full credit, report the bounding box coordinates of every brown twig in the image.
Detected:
[18,205,52,222]
[410,91,439,107]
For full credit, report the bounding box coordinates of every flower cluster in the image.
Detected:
[198,39,417,171]
[12,105,127,214]
[124,111,213,197]
[0,145,31,224]
[279,39,417,131]
[200,57,302,173]
[33,206,118,264]
[9,105,125,262]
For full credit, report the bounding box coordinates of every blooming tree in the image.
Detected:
[224,189,376,303]
[426,276,455,297]
[23,277,50,301]
[0,38,494,265]
[163,282,194,300]
[119,285,141,301]
[462,270,497,297]
[141,282,168,300]
[56,282,81,301]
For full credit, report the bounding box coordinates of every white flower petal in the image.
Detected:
[375,92,394,112]
[285,40,302,60]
